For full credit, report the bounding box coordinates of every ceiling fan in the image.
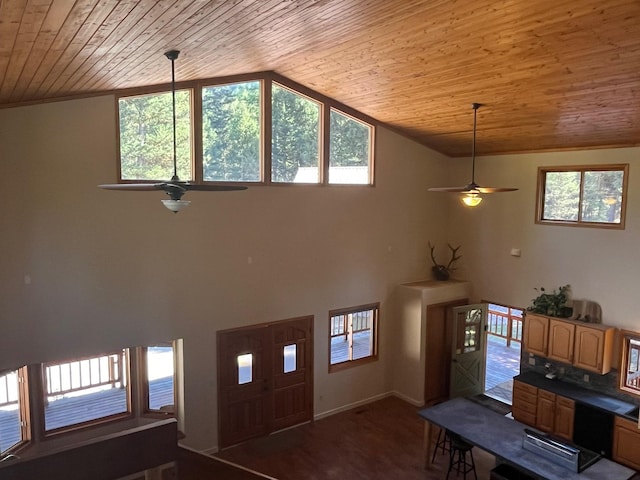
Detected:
[99,50,247,213]
[428,102,517,207]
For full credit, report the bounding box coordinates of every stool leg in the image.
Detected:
[431,428,442,463]
[469,449,477,480]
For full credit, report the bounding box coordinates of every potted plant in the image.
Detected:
[527,285,572,318]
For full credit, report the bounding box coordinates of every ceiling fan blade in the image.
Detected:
[476,186,519,193]
[427,186,471,192]
[185,184,248,192]
[98,183,165,191]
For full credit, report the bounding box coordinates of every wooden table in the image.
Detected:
[419,398,635,480]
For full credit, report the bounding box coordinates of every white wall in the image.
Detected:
[0,95,451,450]
[445,148,640,332]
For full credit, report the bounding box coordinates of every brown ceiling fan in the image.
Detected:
[99,50,247,213]
[428,103,517,206]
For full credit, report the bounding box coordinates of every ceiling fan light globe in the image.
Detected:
[161,199,191,213]
[462,193,482,207]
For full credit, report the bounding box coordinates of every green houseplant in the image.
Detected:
[527,285,572,318]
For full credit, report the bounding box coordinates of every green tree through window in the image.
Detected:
[119,90,192,181]
[202,81,261,182]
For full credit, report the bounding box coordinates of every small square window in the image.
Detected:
[329,303,379,372]
[283,344,297,373]
[537,164,628,229]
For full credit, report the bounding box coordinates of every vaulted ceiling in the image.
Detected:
[1,0,639,157]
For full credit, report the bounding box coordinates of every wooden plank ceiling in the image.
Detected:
[0,0,639,157]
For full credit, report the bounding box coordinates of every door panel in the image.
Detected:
[218,316,313,448]
[218,327,271,448]
[271,316,313,431]
[450,304,487,399]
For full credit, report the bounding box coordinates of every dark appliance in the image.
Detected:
[573,402,614,458]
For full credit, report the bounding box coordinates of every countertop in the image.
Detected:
[515,371,639,420]
[419,398,635,480]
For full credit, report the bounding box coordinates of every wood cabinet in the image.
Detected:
[513,381,574,441]
[512,380,537,426]
[536,389,556,433]
[613,416,640,470]
[554,395,575,441]
[573,324,615,374]
[547,318,575,364]
[523,313,616,374]
[523,313,548,356]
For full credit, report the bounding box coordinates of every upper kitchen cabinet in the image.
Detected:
[523,313,616,374]
[523,313,549,357]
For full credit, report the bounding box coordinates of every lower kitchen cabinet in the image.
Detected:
[512,380,537,425]
[554,395,575,441]
[613,416,640,470]
[536,389,556,433]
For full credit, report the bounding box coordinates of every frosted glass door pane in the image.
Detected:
[284,344,297,373]
[237,354,253,384]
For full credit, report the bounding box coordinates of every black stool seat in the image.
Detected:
[446,432,477,480]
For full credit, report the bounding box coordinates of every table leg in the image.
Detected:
[423,420,433,469]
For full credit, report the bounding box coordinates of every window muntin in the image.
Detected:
[329,303,379,372]
[202,81,261,182]
[118,90,192,181]
[143,344,175,413]
[620,331,640,396]
[272,83,321,183]
[43,351,130,433]
[0,368,28,453]
[537,165,628,228]
[329,108,373,185]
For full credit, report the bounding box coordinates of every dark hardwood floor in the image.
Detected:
[211,395,497,480]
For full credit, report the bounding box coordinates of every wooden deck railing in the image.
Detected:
[487,305,523,347]
[0,371,18,409]
[330,311,371,341]
[43,352,125,401]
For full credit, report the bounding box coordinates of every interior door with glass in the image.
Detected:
[450,304,487,399]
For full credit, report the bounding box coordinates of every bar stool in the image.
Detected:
[446,432,477,480]
[431,426,451,462]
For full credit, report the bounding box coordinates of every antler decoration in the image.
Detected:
[446,243,462,270]
[428,242,462,280]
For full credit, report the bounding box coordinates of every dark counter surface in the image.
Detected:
[515,371,638,419]
[419,398,635,480]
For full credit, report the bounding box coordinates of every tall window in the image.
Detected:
[118,90,192,181]
[620,331,640,396]
[142,344,175,413]
[43,351,130,432]
[536,164,628,228]
[202,81,261,182]
[271,83,321,183]
[329,109,373,185]
[0,368,28,453]
[329,303,379,372]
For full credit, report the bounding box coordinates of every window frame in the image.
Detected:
[41,350,133,437]
[0,366,30,454]
[328,302,380,373]
[139,343,177,418]
[619,330,640,397]
[115,72,376,187]
[535,164,629,229]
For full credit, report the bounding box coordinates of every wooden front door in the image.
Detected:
[450,304,487,399]
[217,316,313,448]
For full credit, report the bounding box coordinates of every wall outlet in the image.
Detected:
[528,357,536,366]
[583,374,590,382]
